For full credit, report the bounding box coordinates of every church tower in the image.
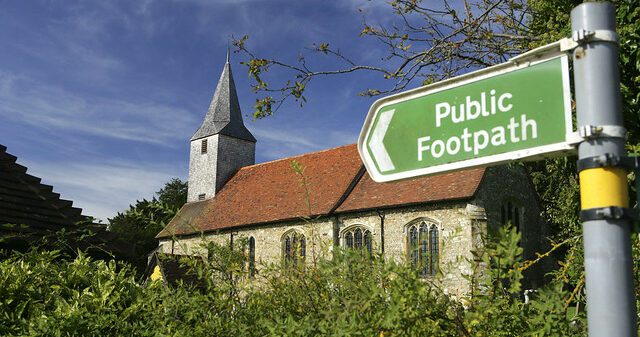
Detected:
[187,53,256,202]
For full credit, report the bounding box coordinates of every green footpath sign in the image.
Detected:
[358,53,575,182]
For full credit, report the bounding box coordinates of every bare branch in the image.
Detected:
[234,0,535,117]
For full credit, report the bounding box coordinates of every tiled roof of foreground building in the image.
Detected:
[157,144,486,238]
[0,144,135,259]
[0,144,84,229]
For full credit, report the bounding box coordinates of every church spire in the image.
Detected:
[191,53,256,143]
[187,54,257,202]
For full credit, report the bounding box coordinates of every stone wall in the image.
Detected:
[159,201,478,295]
[159,217,335,266]
[472,165,551,288]
[164,165,547,294]
[187,135,218,202]
[337,202,477,296]
[215,135,255,193]
[187,134,255,202]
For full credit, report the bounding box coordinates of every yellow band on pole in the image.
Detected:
[579,167,629,209]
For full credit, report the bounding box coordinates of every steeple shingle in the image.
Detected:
[191,58,256,142]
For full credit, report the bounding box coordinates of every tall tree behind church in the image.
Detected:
[109,178,187,272]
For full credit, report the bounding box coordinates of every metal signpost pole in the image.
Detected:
[571,3,637,336]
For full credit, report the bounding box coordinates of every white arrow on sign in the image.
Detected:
[368,109,395,172]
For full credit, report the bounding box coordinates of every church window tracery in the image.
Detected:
[406,220,439,277]
[341,226,373,255]
[501,201,522,232]
[282,230,305,266]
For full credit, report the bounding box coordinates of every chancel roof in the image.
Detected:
[191,59,256,142]
[157,144,486,238]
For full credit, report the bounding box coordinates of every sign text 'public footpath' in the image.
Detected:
[358,53,575,182]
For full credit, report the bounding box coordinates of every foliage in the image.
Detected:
[157,178,189,210]
[616,0,640,147]
[108,178,187,272]
[227,4,640,333]
[0,250,145,336]
[3,2,638,335]
[234,0,541,118]
[525,0,640,241]
[0,226,593,336]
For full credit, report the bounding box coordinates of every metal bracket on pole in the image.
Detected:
[577,154,640,229]
[578,125,627,139]
[573,29,619,44]
[580,206,640,222]
[559,29,619,52]
[509,29,619,63]
[571,3,637,335]
[577,153,640,172]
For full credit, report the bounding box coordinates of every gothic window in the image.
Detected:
[282,231,306,266]
[501,201,522,232]
[201,139,208,154]
[248,236,256,278]
[406,220,439,277]
[341,226,373,255]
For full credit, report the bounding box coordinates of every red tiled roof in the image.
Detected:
[157,144,486,238]
[158,144,363,237]
[335,168,485,213]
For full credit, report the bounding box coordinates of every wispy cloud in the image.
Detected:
[0,71,196,147]
[20,158,186,222]
[0,0,390,223]
[249,122,358,161]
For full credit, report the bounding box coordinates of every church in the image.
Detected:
[155,56,549,294]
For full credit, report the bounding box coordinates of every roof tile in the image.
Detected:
[335,167,485,213]
[158,144,486,238]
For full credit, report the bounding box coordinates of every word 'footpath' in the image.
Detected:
[417,91,538,159]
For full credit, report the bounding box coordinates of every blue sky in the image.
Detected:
[0,0,402,221]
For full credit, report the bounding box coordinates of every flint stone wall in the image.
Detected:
[161,166,546,295]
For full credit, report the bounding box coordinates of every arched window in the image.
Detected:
[501,201,522,232]
[282,231,306,265]
[248,236,256,278]
[406,220,439,277]
[341,226,373,255]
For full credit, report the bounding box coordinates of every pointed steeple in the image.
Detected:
[191,55,256,142]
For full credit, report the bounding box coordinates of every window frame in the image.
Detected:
[281,230,306,266]
[405,219,440,277]
[340,225,374,255]
[248,236,256,278]
[500,200,524,233]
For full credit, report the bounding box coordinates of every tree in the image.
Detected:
[234,0,638,149]
[109,178,188,272]
[235,0,541,118]
[157,177,188,210]
[233,0,640,324]
[234,0,640,236]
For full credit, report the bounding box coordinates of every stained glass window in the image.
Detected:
[282,231,306,266]
[407,221,439,277]
[342,226,373,255]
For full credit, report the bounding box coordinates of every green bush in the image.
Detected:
[0,226,591,336]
